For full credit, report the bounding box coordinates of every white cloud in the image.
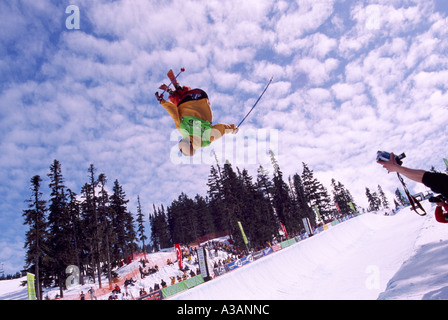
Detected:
[293,57,339,85]
[331,82,365,101]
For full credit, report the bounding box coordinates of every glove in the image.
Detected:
[155,92,164,102]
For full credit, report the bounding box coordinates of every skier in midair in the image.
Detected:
[156,70,238,156]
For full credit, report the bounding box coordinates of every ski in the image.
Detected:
[158,68,185,97]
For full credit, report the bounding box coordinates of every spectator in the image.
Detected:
[431,196,448,224]
[88,287,97,300]
[113,284,121,294]
[139,288,147,296]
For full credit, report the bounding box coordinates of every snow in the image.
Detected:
[1,200,447,300]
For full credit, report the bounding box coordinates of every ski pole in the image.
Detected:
[159,67,185,96]
[237,77,273,128]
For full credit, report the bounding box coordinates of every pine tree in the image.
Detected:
[194,194,215,237]
[270,151,298,235]
[290,173,315,228]
[365,187,380,211]
[66,188,84,285]
[239,168,277,248]
[149,204,171,251]
[136,196,147,253]
[395,188,408,206]
[110,179,136,263]
[301,163,333,223]
[377,185,389,209]
[46,159,72,297]
[79,182,97,284]
[331,179,356,216]
[22,160,143,296]
[256,165,274,203]
[23,175,48,300]
[97,173,113,286]
[220,162,244,243]
[207,165,226,232]
[88,164,102,288]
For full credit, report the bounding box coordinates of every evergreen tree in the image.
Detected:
[149,204,171,251]
[194,194,215,237]
[97,173,114,286]
[206,165,226,232]
[331,179,356,216]
[23,175,48,300]
[79,182,97,284]
[290,173,315,227]
[270,151,298,235]
[239,168,277,248]
[46,160,72,297]
[256,165,274,200]
[220,162,244,243]
[66,188,84,285]
[110,179,136,263]
[167,192,199,244]
[395,188,408,206]
[22,160,142,296]
[136,196,147,253]
[365,187,380,211]
[377,185,389,209]
[86,164,102,288]
[301,163,334,223]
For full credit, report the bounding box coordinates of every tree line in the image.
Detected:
[23,154,387,299]
[150,151,359,252]
[23,160,142,299]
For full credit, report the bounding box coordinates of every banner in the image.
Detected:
[197,246,210,281]
[237,221,248,245]
[280,222,288,238]
[161,275,205,298]
[138,290,163,300]
[314,205,322,221]
[302,217,313,237]
[175,244,182,270]
[348,202,356,213]
[262,246,273,256]
[335,202,341,213]
[227,255,253,271]
[27,273,37,300]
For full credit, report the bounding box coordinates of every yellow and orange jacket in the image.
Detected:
[160,89,236,150]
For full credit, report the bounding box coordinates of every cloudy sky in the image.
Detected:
[1,0,447,274]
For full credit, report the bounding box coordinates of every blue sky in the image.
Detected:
[1,0,447,275]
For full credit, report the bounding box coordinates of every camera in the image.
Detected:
[376,151,406,165]
[429,195,446,203]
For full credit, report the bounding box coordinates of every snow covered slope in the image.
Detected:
[0,276,28,300]
[171,201,448,300]
[1,201,447,300]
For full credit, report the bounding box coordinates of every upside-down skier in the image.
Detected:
[155,70,238,157]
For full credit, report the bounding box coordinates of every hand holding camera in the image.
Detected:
[376,151,406,173]
[376,151,406,165]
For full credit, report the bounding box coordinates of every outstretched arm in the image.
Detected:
[209,123,238,142]
[377,152,426,183]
